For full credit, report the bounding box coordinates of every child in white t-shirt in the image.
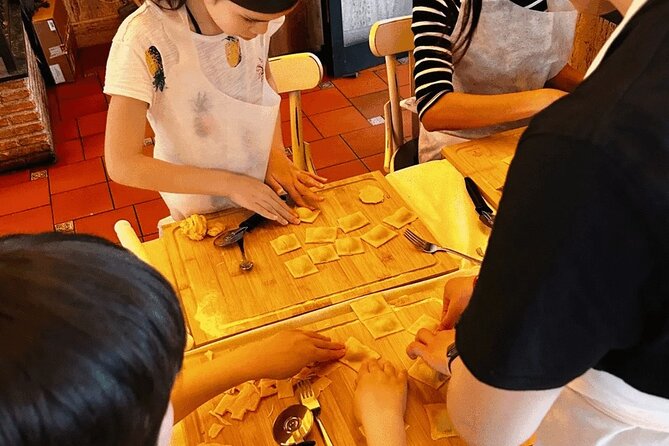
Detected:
[104,0,324,222]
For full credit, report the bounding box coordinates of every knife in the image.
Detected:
[464,177,495,228]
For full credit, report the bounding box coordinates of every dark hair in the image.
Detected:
[151,0,186,9]
[0,233,186,446]
[453,0,482,61]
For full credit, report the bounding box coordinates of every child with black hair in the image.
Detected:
[0,233,345,446]
[104,0,325,224]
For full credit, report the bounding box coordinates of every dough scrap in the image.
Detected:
[259,379,278,398]
[350,295,392,320]
[206,221,227,237]
[424,403,457,440]
[180,214,208,241]
[408,358,448,389]
[362,312,404,339]
[335,237,365,256]
[359,185,385,204]
[361,225,397,248]
[229,382,261,420]
[208,423,224,438]
[270,234,301,255]
[407,314,441,336]
[307,245,340,264]
[311,375,333,398]
[337,211,370,233]
[383,207,418,229]
[296,207,321,223]
[204,350,214,361]
[339,337,381,372]
[305,227,338,243]
[276,379,294,399]
[285,255,318,278]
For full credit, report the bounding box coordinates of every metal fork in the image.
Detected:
[404,229,483,264]
[296,380,334,446]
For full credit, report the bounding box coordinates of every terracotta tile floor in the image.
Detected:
[0,44,412,243]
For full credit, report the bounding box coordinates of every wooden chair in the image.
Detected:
[369,16,418,173]
[268,52,323,173]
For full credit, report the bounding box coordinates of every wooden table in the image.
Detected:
[440,127,524,209]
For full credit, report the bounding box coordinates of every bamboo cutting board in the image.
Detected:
[154,172,459,347]
[172,287,467,446]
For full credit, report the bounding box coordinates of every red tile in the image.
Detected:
[301,88,351,116]
[54,139,84,165]
[0,205,54,235]
[143,232,159,242]
[109,181,161,208]
[78,43,112,76]
[281,118,322,148]
[362,153,386,173]
[78,111,108,137]
[341,125,386,158]
[0,179,50,216]
[55,77,103,101]
[349,91,389,119]
[309,107,370,138]
[82,133,105,159]
[309,136,357,170]
[51,183,113,223]
[49,158,107,194]
[332,71,387,98]
[399,83,413,99]
[0,169,30,188]
[47,89,60,121]
[60,94,108,121]
[317,159,369,181]
[374,64,411,87]
[52,118,80,143]
[75,206,140,244]
[135,198,170,236]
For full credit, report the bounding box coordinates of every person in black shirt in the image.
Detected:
[400,0,669,444]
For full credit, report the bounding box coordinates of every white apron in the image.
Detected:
[418,0,577,162]
[149,10,280,219]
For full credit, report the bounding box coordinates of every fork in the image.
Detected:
[404,229,483,264]
[296,380,334,446]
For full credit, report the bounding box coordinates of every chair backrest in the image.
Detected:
[369,16,416,172]
[268,53,323,172]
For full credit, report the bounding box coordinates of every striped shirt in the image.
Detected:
[412,0,548,119]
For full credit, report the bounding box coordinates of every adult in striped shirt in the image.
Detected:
[411,0,586,162]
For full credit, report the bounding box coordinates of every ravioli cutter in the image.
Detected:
[272,404,315,446]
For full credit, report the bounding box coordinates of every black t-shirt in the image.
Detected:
[456,0,669,399]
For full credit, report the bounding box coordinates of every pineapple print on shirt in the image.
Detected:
[224,36,241,67]
[145,46,166,92]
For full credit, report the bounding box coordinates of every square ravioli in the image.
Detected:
[361,225,397,248]
[424,404,457,440]
[383,207,418,229]
[338,337,381,372]
[284,255,319,278]
[407,314,441,335]
[335,237,365,256]
[408,358,448,389]
[296,207,321,223]
[270,234,301,255]
[350,295,392,320]
[305,227,338,243]
[337,211,370,233]
[307,245,340,264]
[362,312,404,339]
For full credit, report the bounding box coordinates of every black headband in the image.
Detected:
[229,0,298,13]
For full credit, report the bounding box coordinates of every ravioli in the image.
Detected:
[270,234,301,255]
[407,314,441,336]
[408,358,448,389]
[307,245,340,264]
[276,379,294,399]
[296,207,321,223]
[338,337,381,372]
[335,237,365,256]
[284,255,319,278]
[362,312,404,339]
[424,404,457,440]
[383,207,417,229]
[337,211,370,233]
[361,225,397,248]
[359,185,385,204]
[305,227,338,243]
[350,295,391,320]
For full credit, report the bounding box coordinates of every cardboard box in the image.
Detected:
[32,0,77,83]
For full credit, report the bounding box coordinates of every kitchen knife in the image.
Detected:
[464,177,495,228]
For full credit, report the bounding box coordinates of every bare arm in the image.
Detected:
[420,89,567,132]
[546,64,584,93]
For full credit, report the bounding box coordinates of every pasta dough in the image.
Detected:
[206,222,227,237]
[229,382,261,420]
[208,423,224,438]
[339,337,381,372]
[335,237,365,256]
[296,207,321,223]
[361,225,397,248]
[362,312,404,339]
[350,295,391,320]
[407,314,441,336]
[270,234,301,255]
[359,185,385,204]
[305,227,338,243]
[307,245,340,264]
[424,404,457,440]
[383,207,418,229]
[180,214,208,241]
[276,379,294,399]
[284,255,318,278]
[408,358,448,389]
[337,211,370,233]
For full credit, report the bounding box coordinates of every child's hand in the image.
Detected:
[247,329,345,380]
[227,174,299,225]
[406,329,453,375]
[354,358,408,441]
[440,275,477,329]
[265,147,326,210]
